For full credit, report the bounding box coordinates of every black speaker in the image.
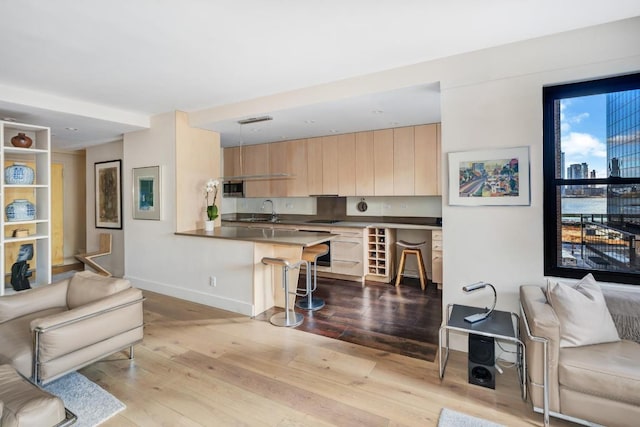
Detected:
[468,334,495,389]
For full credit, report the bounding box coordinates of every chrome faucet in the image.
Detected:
[261,199,277,222]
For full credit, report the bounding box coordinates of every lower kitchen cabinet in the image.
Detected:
[366,227,396,283]
[431,230,442,288]
[330,228,365,277]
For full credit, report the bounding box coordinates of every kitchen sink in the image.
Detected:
[236,217,280,223]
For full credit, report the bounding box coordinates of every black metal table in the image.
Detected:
[438,304,526,400]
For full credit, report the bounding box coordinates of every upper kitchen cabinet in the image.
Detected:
[269,139,308,197]
[414,123,441,196]
[223,146,241,179]
[306,135,339,196]
[306,137,323,195]
[393,126,415,196]
[354,131,374,196]
[321,135,339,195]
[337,133,356,196]
[243,144,270,197]
[373,129,394,196]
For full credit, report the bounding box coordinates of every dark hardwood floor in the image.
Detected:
[255,276,442,362]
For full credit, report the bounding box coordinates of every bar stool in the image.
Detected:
[394,240,427,291]
[296,244,328,311]
[261,256,309,327]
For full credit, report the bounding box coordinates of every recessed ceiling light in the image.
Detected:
[304,120,316,124]
[249,128,261,133]
[329,129,339,133]
[2,117,17,122]
[372,110,384,114]
[389,121,400,126]
[65,127,79,131]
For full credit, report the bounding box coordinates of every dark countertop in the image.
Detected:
[176,226,337,247]
[221,214,441,230]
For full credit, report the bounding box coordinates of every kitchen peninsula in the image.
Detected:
[176,226,336,315]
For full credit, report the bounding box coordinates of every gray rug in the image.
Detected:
[44,372,125,427]
[438,408,505,427]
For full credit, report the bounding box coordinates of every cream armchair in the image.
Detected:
[520,285,640,427]
[0,271,144,385]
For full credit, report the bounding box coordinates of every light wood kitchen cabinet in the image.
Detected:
[431,229,442,288]
[223,146,241,178]
[337,133,356,196]
[306,137,323,195]
[374,129,394,196]
[321,135,339,195]
[414,123,441,196]
[286,139,308,197]
[330,228,365,278]
[243,144,270,197]
[393,126,415,195]
[355,131,374,196]
[366,227,396,283]
[269,141,288,197]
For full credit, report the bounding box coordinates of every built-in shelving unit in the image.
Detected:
[366,227,395,283]
[1,121,51,295]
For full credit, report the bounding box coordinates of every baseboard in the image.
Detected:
[125,275,254,316]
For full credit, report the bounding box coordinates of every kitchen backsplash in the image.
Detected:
[221,195,442,218]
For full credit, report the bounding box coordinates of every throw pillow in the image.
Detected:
[547,273,620,348]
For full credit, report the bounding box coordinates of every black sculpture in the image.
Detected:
[10,244,34,291]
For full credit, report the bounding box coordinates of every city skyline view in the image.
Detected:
[561,94,607,179]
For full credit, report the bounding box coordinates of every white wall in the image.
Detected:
[186,17,640,351]
[113,18,640,345]
[439,18,640,351]
[123,112,256,315]
[85,141,124,277]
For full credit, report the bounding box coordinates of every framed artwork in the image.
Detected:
[132,166,161,220]
[448,146,530,206]
[95,160,122,229]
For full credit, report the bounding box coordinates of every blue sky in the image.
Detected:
[560,94,607,178]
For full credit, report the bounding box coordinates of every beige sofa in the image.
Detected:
[0,271,144,385]
[0,364,75,427]
[520,285,640,427]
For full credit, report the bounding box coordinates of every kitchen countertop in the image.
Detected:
[176,226,337,247]
[222,217,441,230]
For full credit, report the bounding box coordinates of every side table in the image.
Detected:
[439,304,526,400]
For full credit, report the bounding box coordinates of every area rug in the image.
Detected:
[438,408,505,427]
[44,372,125,427]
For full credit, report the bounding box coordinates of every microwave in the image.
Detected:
[223,181,245,197]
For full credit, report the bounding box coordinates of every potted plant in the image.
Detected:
[204,179,219,231]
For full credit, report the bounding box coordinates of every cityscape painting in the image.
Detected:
[448,146,530,206]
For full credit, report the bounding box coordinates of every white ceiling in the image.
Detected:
[0,1,639,150]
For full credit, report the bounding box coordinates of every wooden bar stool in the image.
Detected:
[394,240,427,291]
[261,256,308,327]
[296,244,328,311]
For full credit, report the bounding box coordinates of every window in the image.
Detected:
[543,72,640,284]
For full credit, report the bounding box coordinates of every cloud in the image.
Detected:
[563,132,606,161]
[559,99,589,134]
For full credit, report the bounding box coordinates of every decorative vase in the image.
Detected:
[6,199,36,221]
[10,133,33,149]
[5,162,35,185]
[204,220,215,231]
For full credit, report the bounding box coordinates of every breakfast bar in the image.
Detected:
[176,226,336,315]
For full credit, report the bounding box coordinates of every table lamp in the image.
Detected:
[462,281,496,323]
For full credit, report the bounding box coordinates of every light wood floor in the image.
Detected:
[80,291,568,427]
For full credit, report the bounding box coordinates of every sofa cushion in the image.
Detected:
[0,364,66,427]
[547,274,620,347]
[559,340,640,407]
[0,308,66,378]
[67,271,130,309]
